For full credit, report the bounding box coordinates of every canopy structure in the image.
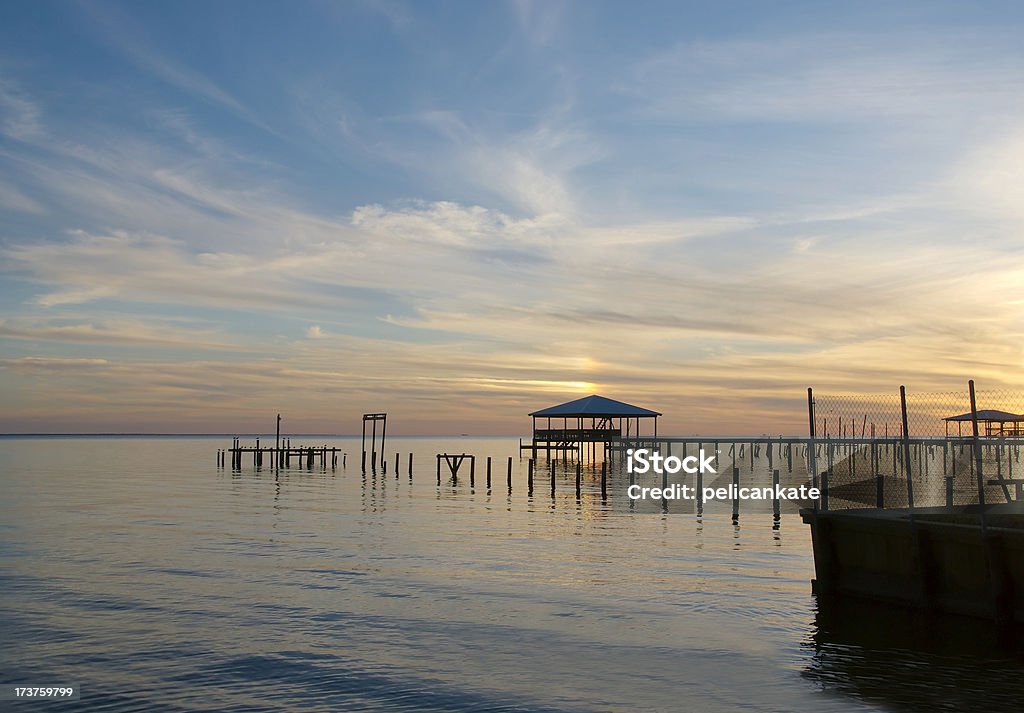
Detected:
[525,395,661,460]
[529,394,662,419]
[943,409,1024,437]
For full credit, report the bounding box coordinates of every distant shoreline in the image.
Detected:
[0,433,523,439]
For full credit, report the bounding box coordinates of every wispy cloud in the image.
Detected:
[0,76,42,140]
[73,0,275,134]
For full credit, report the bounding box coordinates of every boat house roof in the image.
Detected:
[943,409,1024,423]
[529,394,661,418]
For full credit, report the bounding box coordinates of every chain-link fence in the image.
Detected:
[808,384,1024,510]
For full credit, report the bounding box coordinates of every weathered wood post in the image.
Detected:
[550,459,556,497]
[436,454,441,485]
[408,452,413,478]
[486,456,492,489]
[576,462,581,498]
[772,469,781,519]
[601,461,607,499]
[696,465,704,516]
[732,466,740,521]
[395,451,399,478]
[528,458,534,494]
[470,456,475,487]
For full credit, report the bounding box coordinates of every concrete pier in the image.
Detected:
[801,503,1024,624]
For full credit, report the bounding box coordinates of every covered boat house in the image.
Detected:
[943,409,1024,437]
[523,394,661,461]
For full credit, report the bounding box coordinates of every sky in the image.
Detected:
[2,1,1024,435]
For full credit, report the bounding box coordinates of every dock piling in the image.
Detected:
[732,466,740,521]
[772,469,780,518]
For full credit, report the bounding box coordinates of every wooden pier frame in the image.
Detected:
[362,413,387,471]
[436,453,474,484]
[225,441,341,471]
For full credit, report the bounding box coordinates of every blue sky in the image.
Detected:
[2,1,1024,433]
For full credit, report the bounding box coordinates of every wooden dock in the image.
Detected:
[218,436,343,469]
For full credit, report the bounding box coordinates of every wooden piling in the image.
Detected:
[486,456,492,489]
[696,467,704,515]
[470,457,475,486]
[550,460,556,497]
[601,461,607,499]
[772,469,781,518]
[507,456,513,492]
[576,462,581,498]
[732,466,740,520]
[395,451,400,478]
[528,458,534,494]
[436,454,441,485]
[408,452,413,478]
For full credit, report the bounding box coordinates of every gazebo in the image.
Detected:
[943,409,1024,437]
[524,394,661,461]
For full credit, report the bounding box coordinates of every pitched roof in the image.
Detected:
[943,409,1024,422]
[529,394,661,418]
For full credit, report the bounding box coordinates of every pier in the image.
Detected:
[218,436,342,470]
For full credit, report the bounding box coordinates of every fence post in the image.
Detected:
[807,388,818,505]
[968,380,989,530]
[900,385,915,511]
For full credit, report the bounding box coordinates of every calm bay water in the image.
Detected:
[2,436,1022,712]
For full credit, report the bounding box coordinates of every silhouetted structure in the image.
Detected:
[523,394,661,461]
[944,409,1024,437]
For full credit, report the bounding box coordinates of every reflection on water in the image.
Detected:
[0,436,1020,711]
[806,595,1024,713]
